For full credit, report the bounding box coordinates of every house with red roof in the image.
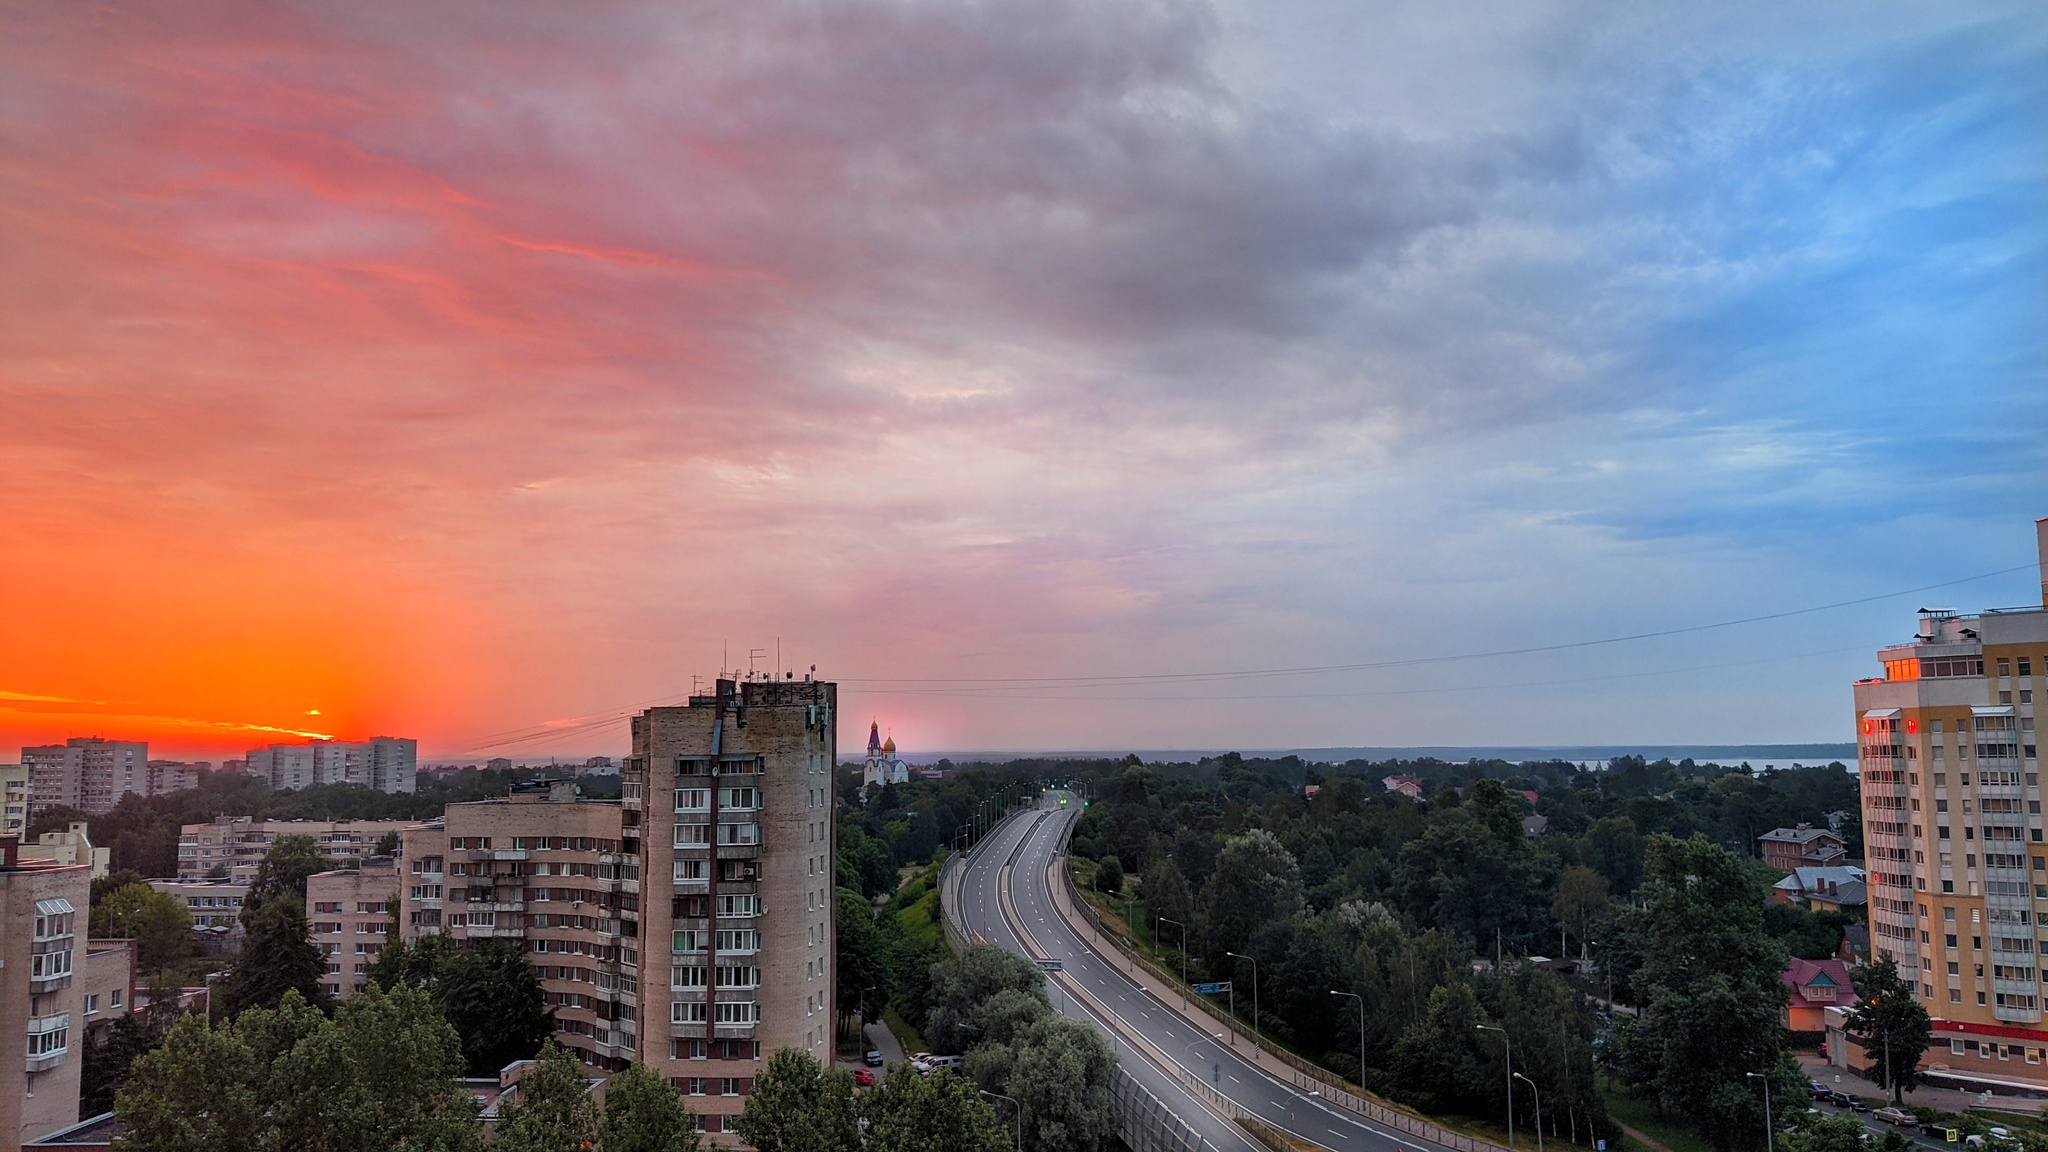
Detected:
[1783,957,1858,1031]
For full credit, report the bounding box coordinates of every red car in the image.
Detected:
[853,1068,876,1087]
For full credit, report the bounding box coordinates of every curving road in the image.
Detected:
[949,792,1476,1152]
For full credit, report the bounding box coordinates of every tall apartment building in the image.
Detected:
[1857,518,2048,1088]
[177,817,415,881]
[0,768,28,840]
[398,781,640,1067]
[626,677,837,1139]
[144,761,205,797]
[21,739,148,815]
[245,737,417,794]
[309,857,400,1001]
[0,838,95,1147]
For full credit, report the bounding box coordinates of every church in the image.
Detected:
[863,721,909,789]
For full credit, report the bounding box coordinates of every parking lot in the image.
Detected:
[1802,1084,2005,1152]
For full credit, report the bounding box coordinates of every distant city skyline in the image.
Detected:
[2,2,2041,758]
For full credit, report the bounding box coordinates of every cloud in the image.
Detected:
[0,0,2041,754]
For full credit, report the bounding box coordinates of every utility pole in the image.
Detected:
[1227,951,1260,1052]
[1331,990,1365,1092]
[1746,1072,1773,1152]
[1513,1072,1543,1152]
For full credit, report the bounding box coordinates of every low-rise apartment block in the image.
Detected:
[245,738,417,794]
[148,878,250,951]
[1758,824,1848,872]
[309,858,400,1000]
[399,782,639,1068]
[1856,518,2048,1090]
[177,817,414,881]
[22,823,108,881]
[22,739,149,816]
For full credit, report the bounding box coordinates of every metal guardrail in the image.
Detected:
[1114,1064,1210,1152]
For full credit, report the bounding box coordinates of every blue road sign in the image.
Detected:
[1193,982,1232,995]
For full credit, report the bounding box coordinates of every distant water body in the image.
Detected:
[906,743,1860,772]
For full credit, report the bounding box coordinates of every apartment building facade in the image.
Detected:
[626,677,837,1139]
[309,858,400,1000]
[0,839,95,1147]
[1857,519,2048,1089]
[177,817,414,881]
[0,768,27,841]
[398,782,641,1069]
[245,737,418,794]
[21,740,149,816]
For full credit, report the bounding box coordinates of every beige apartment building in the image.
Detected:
[0,839,95,1148]
[627,677,837,1140]
[309,857,400,1000]
[0,768,28,841]
[400,781,639,1066]
[177,816,414,881]
[245,737,418,794]
[1857,518,2048,1090]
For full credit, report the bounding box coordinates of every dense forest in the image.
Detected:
[829,752,1860,1152]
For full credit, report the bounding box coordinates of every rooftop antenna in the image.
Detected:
[776,637,782,680]
[749,648,766,678]
[721,640,729,679]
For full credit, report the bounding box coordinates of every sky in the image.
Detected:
[1,0,2043,762]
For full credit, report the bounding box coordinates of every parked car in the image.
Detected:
[864,1050,885,1067]
[909,1052,934,1072]
[1923,1123,1961,1141]
[853,1068,876,1087]
[926,1055,963,1071]
[1845,1097,1870,1114]
[1874,1107,1913,1126]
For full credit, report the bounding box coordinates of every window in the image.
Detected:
[674,859,706,882]
[721,787,759,811]
[83,994,99,1015]
[675,789,710,812]
[671,1001,707,1024]
[714,1002,762,1024]
[110,990,121,1008]
[31,949,73,980]
[718,894,760,918]
[672,966,707,988]
[716,965,759,988]
[26,1027,68,1058]
[716,929,760,953]
[674,824,710,847]
[718,823,760,846]
[673,930,706,954]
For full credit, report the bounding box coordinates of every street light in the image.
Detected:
[980,1089,1022,1152]
[1226,951,1260,1051]
[1160,918,1188,989]
[1477,1024,1514,1152]
[1330,990,1365,1092]
[1513,1072,1543,1152]
[1746,1072,1773,1152]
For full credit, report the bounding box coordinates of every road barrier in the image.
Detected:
[1113,1065,1212,1152]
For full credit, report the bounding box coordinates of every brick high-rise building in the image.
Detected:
[21,739,148,816]
[0,838,95,1147]
[1857,518,2048,1087]
[627,677,837,1140]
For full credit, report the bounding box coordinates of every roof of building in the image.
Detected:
[1782,957,1860,1010]
[1759,824,1844,845]
[1523,814,1551,837]
[25,1111,120,1147]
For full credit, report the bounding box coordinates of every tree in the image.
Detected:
[1093,855,1123,895]
[924,945,1051,1055]
[374,830,402,856]
[733,1048,859,1152]
[1197,829,1303,966]
[1847,958,1932,1103]
[862,1063,1007,1152]
[91,868,149,905]
[968,1016,1119,1152]
[81,999,180,1117]
[1610,835,1801,1152]
[90,883,197,976]
[218,893,329,1017]
[838,888,890,1026]
[374,933,553,1076]
[1552,866,1609,957]
[245,835,335,914]
[599,1061,701,1152]
[1388,982,1492,1116]
[494,1041,598,1152]
[114,1013,264,1152]
[1140,858,1192,938]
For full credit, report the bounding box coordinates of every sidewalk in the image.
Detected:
[1800,1054,2048,1115]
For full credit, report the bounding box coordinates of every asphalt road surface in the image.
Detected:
[951,792,1481,1152]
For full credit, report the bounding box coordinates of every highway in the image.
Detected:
[949,792,1477,1152]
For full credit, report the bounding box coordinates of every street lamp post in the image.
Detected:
[1478,1024,1514,1152]
[1226,951,1260,1051]
[1746,1072,1773,1152]
[1513,1072,1543,1152]
[980,1090,1022,1152]
[1160,918,1188,990]
[1330,991,1365,1092]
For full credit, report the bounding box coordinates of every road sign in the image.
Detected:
[1193,982,1232,995]
[1036,959,1063,971]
